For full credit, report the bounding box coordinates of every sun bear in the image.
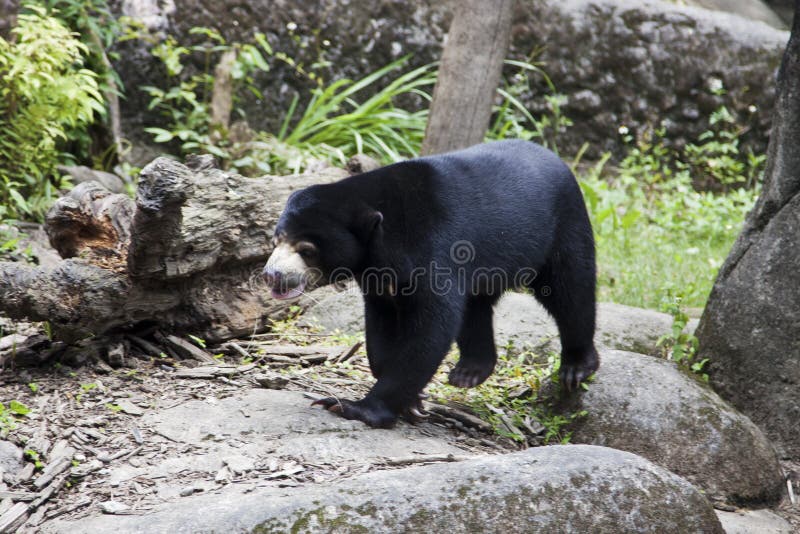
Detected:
[263,140,599,428]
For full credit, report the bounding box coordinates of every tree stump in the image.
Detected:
[0,155,348,342]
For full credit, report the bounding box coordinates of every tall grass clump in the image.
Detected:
[141,28,436,175]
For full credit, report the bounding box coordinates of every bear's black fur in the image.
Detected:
[264,140,598,428]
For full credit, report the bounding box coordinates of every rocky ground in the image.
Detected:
[0,292,797,532]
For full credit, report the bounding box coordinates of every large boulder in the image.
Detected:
[302,288,680,355]
[695,10,800,461]
[43,444,723,533]
[113,0,787,164]
[513,0,788,160]
[551,350,785,505]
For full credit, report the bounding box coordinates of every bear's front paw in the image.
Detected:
[312,396,398,428]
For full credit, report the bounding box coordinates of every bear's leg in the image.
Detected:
[313,294,462,428]
[530,252,599,391]
[363,295,396,380]
[449,295,499,388]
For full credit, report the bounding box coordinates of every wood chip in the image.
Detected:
[254,373,289,390]
[0,502,28,533]
[175,364,255,379]
[226,342,251,359]
[0,491,37,502]
[131,426,144,445]
[162,335,216,363]
[33,457,71,490]
[43,498,92,521]
[381,453,473,466]
[333,342,362,364]
[115,400,145,416]
[127,335,164,357]
[14,464,35,483]
[427,403,493,433]
[30,472,68,510]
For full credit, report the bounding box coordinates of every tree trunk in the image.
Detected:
[0,0,18,40]
[0,155,348,343]
[696,1,800,459]
[420,0,514,155]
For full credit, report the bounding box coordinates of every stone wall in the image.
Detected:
[112,0,789,163]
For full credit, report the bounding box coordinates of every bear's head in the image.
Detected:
[263,185,383,300]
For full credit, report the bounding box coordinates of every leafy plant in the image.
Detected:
[682,106,766,190]
[0,5,104,220]
[429,345,589,444]
[274,56,435,170]
[141,27,437,175]
[488,59,572,154]
[657,297,708,381]
[581,121,759,309]
[0,400,31,434]
[37,0,124,166]
[24,448,44,469]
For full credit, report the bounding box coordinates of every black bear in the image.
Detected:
[263,140,598,428]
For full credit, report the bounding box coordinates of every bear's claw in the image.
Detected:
[448,361,494,388]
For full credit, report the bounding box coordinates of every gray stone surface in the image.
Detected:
[695,9,800,460]
[716,509,794,533]
[302,288,678,355]
[550,350,785,505]
[57,165,127,194]
[96,389,474,500]
[0,440,23,476]
[114,0,787,165]
[43,444,723,533]
[688,0,786,28]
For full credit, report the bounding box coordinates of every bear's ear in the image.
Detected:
[355,209,383,243]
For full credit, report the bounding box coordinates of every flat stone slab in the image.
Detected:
[99,389,474,499]
[301,287,682,355]
[551,350,785,505]
[716,509,794,534]
[43,445,723,533]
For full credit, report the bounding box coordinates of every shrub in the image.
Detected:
[0,5,104,220]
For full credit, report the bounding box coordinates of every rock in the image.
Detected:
[513,0,788,161]
[302,288,678,355]
[299,283,364,334]
[715,509,794,533]
[0,223,61,269]
[98,501,130,515]
[57,165,127,194]
[0,334,27,352]
[113,0,787,165]
[0,441,23,477]
[91,389,476,501]
[695,12,800,460]
[688,0,786,29]
[114,400,145,416]
[495,294,677,355]
[346,153,382,174]
[42,445,723,533]
[550,350,785,505]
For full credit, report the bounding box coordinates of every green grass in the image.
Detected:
[578,128,760,310]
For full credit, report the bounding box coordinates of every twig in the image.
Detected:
[381,454,473,466]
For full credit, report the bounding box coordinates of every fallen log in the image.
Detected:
[0,155,348,343]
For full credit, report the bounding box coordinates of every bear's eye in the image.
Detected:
[296,241,318,260]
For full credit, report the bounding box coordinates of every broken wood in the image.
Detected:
[0,501,28,533]
[0,155,348,343]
